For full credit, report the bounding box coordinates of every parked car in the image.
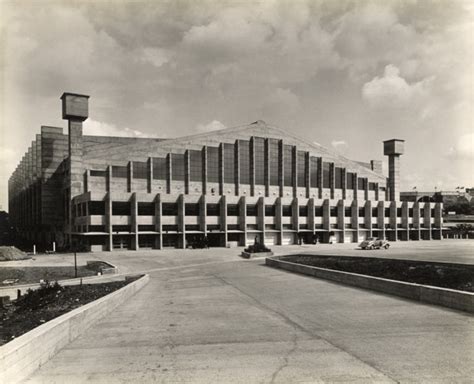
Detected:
[359,238,390,250]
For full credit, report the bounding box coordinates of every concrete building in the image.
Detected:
[8,93,443,251]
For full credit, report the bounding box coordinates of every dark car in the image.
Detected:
[359,237,390,250]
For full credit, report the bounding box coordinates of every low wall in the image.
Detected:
[266,257,473,313]
[0,274,149,384]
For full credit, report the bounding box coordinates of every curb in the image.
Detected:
[266,257,474,314]
[0,274,149,384]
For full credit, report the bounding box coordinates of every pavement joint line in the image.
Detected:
[211,273,400,384]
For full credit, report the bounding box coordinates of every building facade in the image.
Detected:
[8,93,443,251]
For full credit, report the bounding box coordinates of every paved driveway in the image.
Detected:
[24,241,474,383]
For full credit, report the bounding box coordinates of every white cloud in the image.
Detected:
[139,47,171,67]
[447,133,474,160]
[362,65,432,109]
[196,120,226,133]
[331,140,349,154]
[84,119,160,138]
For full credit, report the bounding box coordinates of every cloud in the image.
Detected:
[196,120,226,133]
[447,133,474,160]
[331,140,349,154]
[84,119,161,138]
[362,65,432,109]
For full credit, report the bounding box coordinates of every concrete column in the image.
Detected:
[317,157,323,199]
[351,200,359,242]
[105,193,113,251]
[434,202,443,240]
[127,161,133,193]
[220,195,227,245]
[84,169,90,193]
[401,201,409,240]
[337,199,345,243]
[264,139,270,197]
[166,153,172,194]
[106,165,112,192]
[250,137,256,196]
[239,196,247,246]
[147,157,153,193]
[178,194,185,248]
[199,195,207,234]
[258,197,265,239]
[278,140,284,197]
[131,193,138,250]
[390,201,397,241]
[384,139,404,202]
[154,194,162,249]
[219,143,225,196]
[413,201,421,240]
[292,147,297,197]
[329,162,335,200]
[292,198,299,232]
[308,198,315,236]
[276,197,283,244]
[364,178,369,201]
[202,147,208,195]
[353,173,358,200]
[305,152,310,198]
[374,182,379,201]
[424,202,432,240]
[185,150,190,195]
[322,199,330,233]
[235,140,240,196]
[342,168,347,200]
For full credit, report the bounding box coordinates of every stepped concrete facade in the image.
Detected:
[8,93,443,251]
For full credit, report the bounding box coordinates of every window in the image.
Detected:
[207,147,219,183]
[299,206,308,216]
[322,162,331,188]
[345,207,352,217]
[239,141,250,184]
[335,167,343,189]
[206,204,220,216]
[330,207,337,217]
[397,208,402,217]
[385,208,390,217]
[297,151,306,187]
[282,205,292,217]
[88,201,105,215]
[162,203,178,216]
[153,157,167,180]
[254,137,265,185]
[138,202,154,215]
[171,153,185,181]
[227,204,239,216]
[90,170,106,177]
[358,177,366,191]
[315,206,323,216]
[310,157,319,188]
[189,150,203,182]
[133,161,148,179]
[112,202,130,216]
[185,203,199,216]
[224,143,235,184]
[246,204,257,216]
[283,145,293,186]
[409,208,414,217]
[359,207,365,217]
[346,172,354,189]
[369,182,377,191]
[269,139,279,186]
[112,166,127,178]
[372,207,378,217]
[265,205,276,216]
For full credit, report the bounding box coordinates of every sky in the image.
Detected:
[0,0,472,211]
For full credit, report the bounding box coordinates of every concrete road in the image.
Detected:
[22,241,474,383]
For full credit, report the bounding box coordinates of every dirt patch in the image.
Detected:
[280,255,474,292]
[0,266,97,285]
[0,278,138,345]
[0,247,30,262]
